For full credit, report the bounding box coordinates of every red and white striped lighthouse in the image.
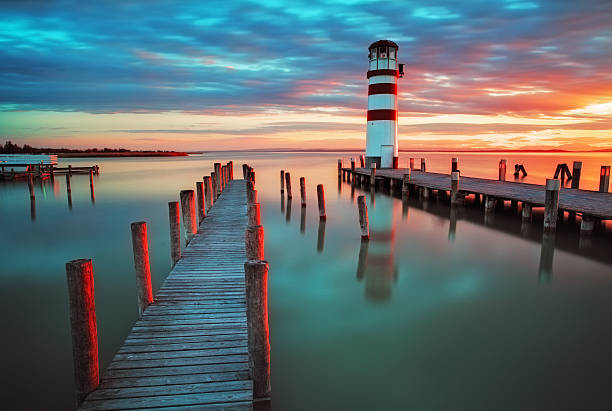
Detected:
[366,40,403,169]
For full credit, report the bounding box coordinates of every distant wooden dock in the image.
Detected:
[344,167,612,221]
[79,179,254,410]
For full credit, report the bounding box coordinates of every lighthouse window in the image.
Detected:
[379,46,387,59]
[371,48,377,59]
[389,48,396,59]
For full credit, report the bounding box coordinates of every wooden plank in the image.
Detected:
[80,179,253,409]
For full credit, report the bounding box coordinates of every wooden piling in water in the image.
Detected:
[600,166,610,192]
[196,181,206,224]
[370,164,376,186]
[300,177,306,207]
[357,195,369,240]
[351,158,355,171]
[580,215,595,235]
[285,172,292,199]
[89,170,95,202]
[337,160,342,177]
[451,157,458,173]
[571,161,582,189]
[168,201,181,266]
[68,164,73,176]
[245,225,264,260]
[402,173,410,198]
[544,179,560,232]
[179,190,197,244]
[247,187,258,205]
[130,222,153,316]
[522,203,532,222]
[360,155,365,168]
[317,184,326,220]
[248,203,261,226]
[499,159,507,181]
[410,158,415,170]
[420,158,426,172]
[28,173,35,199]
[244,260,271,399]
[203,176,213,212]
[280,170,285,193]
[65,258,99,406]
[229,161,234,180]
[450,171,460,205]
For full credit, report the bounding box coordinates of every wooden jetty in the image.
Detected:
[75,177,260,410]
[343,167,612,221]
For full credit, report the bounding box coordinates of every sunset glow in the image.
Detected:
[1,1,611,151]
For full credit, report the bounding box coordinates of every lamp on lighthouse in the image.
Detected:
[365,40,401,169]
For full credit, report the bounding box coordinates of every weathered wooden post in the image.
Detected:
[285,172,292,199]
[247,187,258,205]
[220,165,226,191]
[179,190,197,244]
[214,163,221,195]
[337,159,342,177]
[65,259,99,406]
[360,155,365,168]
[522,203,532,222]
[451,157,458,173]
[211,172,218,202]
[50,165,55,181]
[229,161,234,180]
[245,225,264,260]
[244,260,271,399]
[89,169,95,202]
[351,158,355,171]
[450,171,460,205]
[543,179,560,232]
[300,177,306,207]
[28,173,35,200]
[316,184,326,220]
[196,181,206,224]
[130,222,153,316]
[498,159,507,181]
[410,158,415,170]
[600,166,610,192]
[66,173,72,207]
[203,176,213,212]
[168,201,181,266]
[248,203,261,226]
[280,170,285,193]
[68,164,73,176]
[420,158,426,172]
[357,195,369,240]
[370,164,376,187]
[571,161,582,189]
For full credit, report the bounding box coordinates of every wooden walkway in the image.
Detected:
[80,180,252,410]
[346,168,612,220]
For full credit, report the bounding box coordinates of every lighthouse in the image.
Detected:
[365,40,403,169]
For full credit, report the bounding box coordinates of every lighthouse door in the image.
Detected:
[380,145,393,168]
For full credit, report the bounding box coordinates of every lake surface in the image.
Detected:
[0,151,611,410]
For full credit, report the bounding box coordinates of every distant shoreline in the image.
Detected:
[187,148,612,154]
[58,151,188,158]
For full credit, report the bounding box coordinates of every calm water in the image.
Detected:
[0,151,611,410]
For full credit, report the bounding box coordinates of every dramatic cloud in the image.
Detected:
[0,0,611,150]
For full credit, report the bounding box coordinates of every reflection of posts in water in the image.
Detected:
[300,206,306,234]
[281,193,285,213]
[484,196,496,226]
[285,198,292,223]
[538,232,556,283]
[317,220,326,253]
[350,181,355,201]
[449,204,457,242]
[579,215,595,249]
[30,197,36,221]
[402,197,409,221]
[356,240,369,280]
[337,176,341,195]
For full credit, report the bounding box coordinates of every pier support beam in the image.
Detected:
[420,158,426,172]
[451,157,458,173]
[300,177,306,207]
[285,172,292,199]
[248,203,261,226]
[211,172,218,202]
[214,163,221,195]
[203,176,213,212]
[65,259,99,406]
[402,172,410,198]
[244,260,271,399]
[522,203,532,222]
[409,158,415,170]
[499,159,507,181]
[600,166,610,193]
[130,222,153,316]
[196,181,206,224]
[544,179,560,232]
[450,171,460,205]
[580,215,595,235]
[245,225,264,260]
[280,170,285,193]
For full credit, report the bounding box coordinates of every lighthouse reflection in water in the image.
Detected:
[356,192,398,301]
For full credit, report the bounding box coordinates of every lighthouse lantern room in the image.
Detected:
[365,40,403,169]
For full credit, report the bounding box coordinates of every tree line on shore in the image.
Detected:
[1,140,179,154]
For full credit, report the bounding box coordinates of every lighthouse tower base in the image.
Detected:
[366,156,399,169]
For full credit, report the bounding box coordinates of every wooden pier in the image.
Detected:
[343,167,612,221]
[79,179,254,410]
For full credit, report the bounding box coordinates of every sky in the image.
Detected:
[1,0,611,151]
